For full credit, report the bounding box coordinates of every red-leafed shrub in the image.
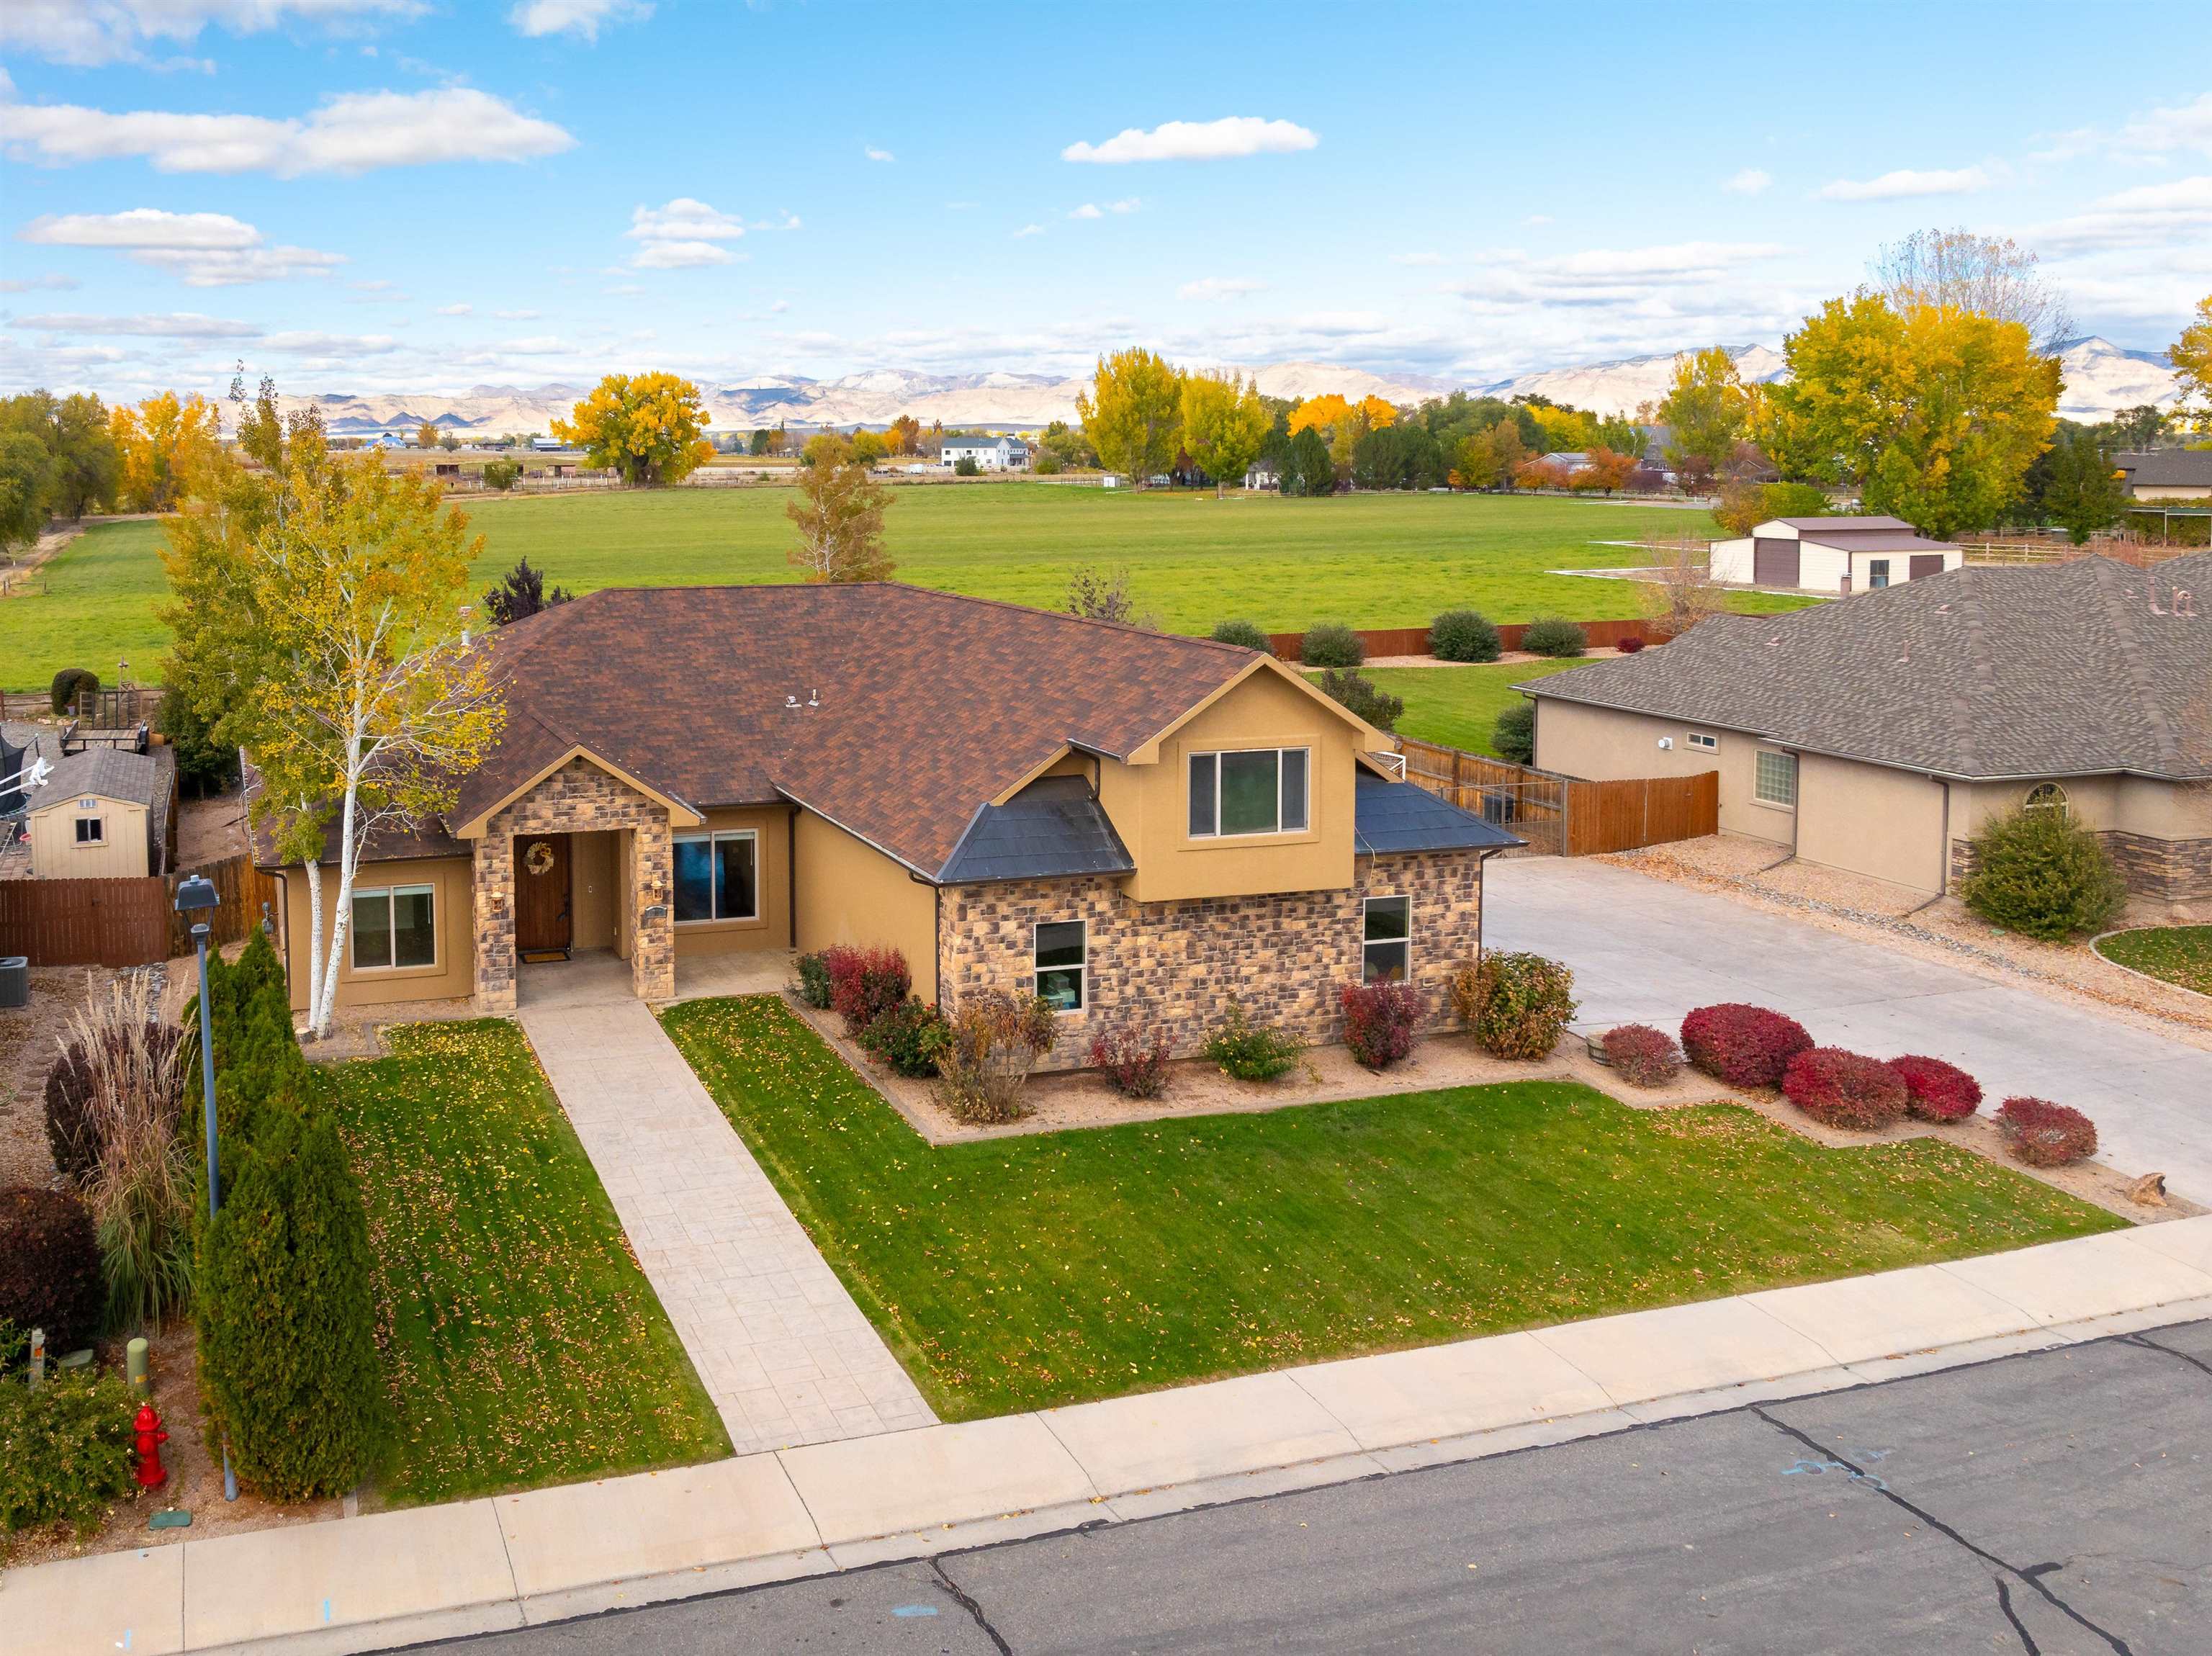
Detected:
[1680,1003,1813,1088]
[823,945,910,1035]
[0,1186,103,1353]
[1616,635,1647,654]
[1339,980,1424,1070]
[1601,1023,1681,1087]
[1889,1055,1983,1122]
[1089,1025,1172,1099]
[1781,1048,1910,1130]
[1995,1097,2098,1166]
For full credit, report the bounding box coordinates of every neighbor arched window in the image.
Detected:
[2024,783,2069,813]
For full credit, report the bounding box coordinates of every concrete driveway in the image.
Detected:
[1484,857,2212,1205]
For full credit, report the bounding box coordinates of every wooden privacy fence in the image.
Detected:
[0,854,281,968]
[1397,737,1717,858]
[1271,618,1653,661]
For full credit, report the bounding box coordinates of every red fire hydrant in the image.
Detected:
[133,1403,169,1490]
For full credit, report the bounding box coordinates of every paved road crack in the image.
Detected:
[1752,1406,2134,1655]
[932,1557,1014,1655]
[2123,1331,2212,1381]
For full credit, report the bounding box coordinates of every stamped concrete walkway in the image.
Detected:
[516,999,935,1455]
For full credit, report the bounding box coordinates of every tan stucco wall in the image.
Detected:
[1532,699,1792,846]
[1107,667,1365,903]
[279,855,475,1012]
[793,808,938,999]
[1795,753,1947,894]
[29,795,150,878]
[675,806,793,958]
[1951,775,2212,843]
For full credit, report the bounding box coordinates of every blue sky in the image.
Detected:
[1,0,2206,400]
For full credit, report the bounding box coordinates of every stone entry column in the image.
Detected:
[474,832,517,1012]
[632,817,675,1001]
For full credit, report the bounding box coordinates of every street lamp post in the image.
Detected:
[173,874,236,1501]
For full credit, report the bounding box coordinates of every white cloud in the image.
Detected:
[625,197,747,269]
[1179,277,1265,301]
[1110,197,1139,213]
[19,207,343,285]
[945,200,978,211]
[1391,251,1442,266]
[1062,116,1317,164]
[351,277,397,292]
[1012,223,1043,238]
[1523,215,1553,227]
[2037,92,2212,164]
[265,330,397,354]
[865,145,894,163]
[435,302,473,315]
[0,0,421,67]
[1068,203,1102,220]
[1817,166,1990,202]
[0,273,80,293]
[768,299,789,312]
[2036,176,2212,253]
[494,307,542,320]
[10,311,260,338]
[1722,168,1771,195]
[509,0,650,40]
[631,241,734,269]
[498,335,574,354]
[0,85,575,175]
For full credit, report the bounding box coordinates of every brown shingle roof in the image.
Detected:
[455,584,1261,876]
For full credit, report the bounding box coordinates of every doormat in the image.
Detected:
[520,949,572,964]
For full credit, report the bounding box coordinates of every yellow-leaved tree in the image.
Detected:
[1178,372,1271,497]
[551,372,714,486]
[163,376,504,1036]
[2172,293,2212,431]
[1076,348,1183,483]
[786,434,894,582]
[110,390,221,511]
[1654,348,1750,487]
[1288,392,1396,467]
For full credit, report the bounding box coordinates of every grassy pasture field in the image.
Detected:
[0,484,1809,690]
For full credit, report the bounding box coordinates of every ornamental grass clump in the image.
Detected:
[1600,1023,1682,1087]
[1089,1025,1172,1099]
[1680,1003,1813,1089]
[45,1006,184,1186]
[1780,1048,1910,1131]
[937,989,1057,1123]
[1339,980,1424,1070]
[1959,806,2126,942]
[1452,952,1578,1060]
[1889,1055,1983,1122]
[1995,1097,2099,1167]
[1202,1001,1300,1082]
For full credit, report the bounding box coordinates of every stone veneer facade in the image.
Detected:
[473,757,675,1012]
[1951,831,2212,911]
[939,850,1485,1070]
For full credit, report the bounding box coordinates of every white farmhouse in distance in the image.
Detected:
[1709,515,1964,595]
[941,434,1031,471]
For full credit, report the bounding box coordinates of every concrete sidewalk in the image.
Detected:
[11,1218,2210,1656]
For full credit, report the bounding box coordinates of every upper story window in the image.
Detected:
[1753,750,1798,809]
[1188,747,1309,838]
[674,830,758,923]
[74,816,106,845]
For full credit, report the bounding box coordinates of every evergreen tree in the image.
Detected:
[2036,426,2124,544]
[480,556,572,626]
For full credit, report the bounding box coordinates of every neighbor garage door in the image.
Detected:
[1752,537,1800,587]
[1909,554,1945,580]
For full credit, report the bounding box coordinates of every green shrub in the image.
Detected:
[1298,623,1364,667]
[0,1371,138,1535]
[195,1100,387,1502]
[1451,952,1579,1060]
[1202,1001,1300,1082]
[1492,701,1536,765]
[480,457,521,491]
[0,1187,103,1352]
[860,998,952,1078]
[49,667,99,716]
[953,455,980,477]
[1520,616,1588,657]
[1959,806,2127,941]
[1209,619,1274,654]
[1033,450,1064,474]
[1314,667,1404,732]
[793,952,834,1008]
[1429,609,1502,662]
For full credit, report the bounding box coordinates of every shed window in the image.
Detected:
[74,816,106,845]
[1188,747,1310,838]
[1867,558,1892,589]
[1034,920,1086,1012]
[673,830,758,922]
[1362,896,1410,982]
[351,884,436,971]
[1753,750,1799,809]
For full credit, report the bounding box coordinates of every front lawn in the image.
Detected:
[1339,658,1595,755]
[660,996,2121,1421]
[328,1020,729,1504]
[2095,925,2212,996]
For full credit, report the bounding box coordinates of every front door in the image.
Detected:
[515,833,572,954]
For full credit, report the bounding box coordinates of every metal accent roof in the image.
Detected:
[1354,773,1524,855]
[936,775,1137,883]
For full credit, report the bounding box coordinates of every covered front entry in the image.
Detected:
[515,832,573,958]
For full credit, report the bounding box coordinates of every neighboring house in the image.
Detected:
[2114,449,2212,501]
[19,744,176,879]
[1244,460,1280,491]
[940,434,1032,471]
[1709,516,1964,595]
[1517,552,2212,909]
[254,585,1519,1063]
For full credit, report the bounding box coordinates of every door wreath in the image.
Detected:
[524,840,556,877]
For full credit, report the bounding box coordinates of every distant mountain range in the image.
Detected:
[295,337,2179,438]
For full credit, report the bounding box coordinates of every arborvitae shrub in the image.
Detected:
[1959,806,2126,941]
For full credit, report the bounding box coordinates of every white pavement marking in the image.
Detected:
[516,1001,936,1455]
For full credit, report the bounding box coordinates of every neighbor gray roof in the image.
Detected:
[32,747,164,809]
[938,775,1136,883]
[943,433,1026,448]
[1354,773,1524,855]
[2116,450,2212,490]
[1771,515,1915,533]
[1521,552,2212,782]
[1772,516,1959,553]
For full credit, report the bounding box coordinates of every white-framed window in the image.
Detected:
[1867,558,1892,589]
[1362,896,1410,983]
[1187,747,1310,838]
[1686,732,1719,752]
[1753,750,1799,809]
[73,816,106,845]
[2025,782,2069,813]
[673,829,758,923]
[351,884,436,971]
[1033,919,1086,1012]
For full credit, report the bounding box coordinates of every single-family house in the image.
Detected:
[1517,552,2212,910]
[2113,450,2212,501]
[256,585,1520,1064]
[940,434,1031,472]
[15,743,176,878]
[1244,459,1280,491]
[1708,516,1964,595]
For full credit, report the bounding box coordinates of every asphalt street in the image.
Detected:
[426,1318,2211,1655]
